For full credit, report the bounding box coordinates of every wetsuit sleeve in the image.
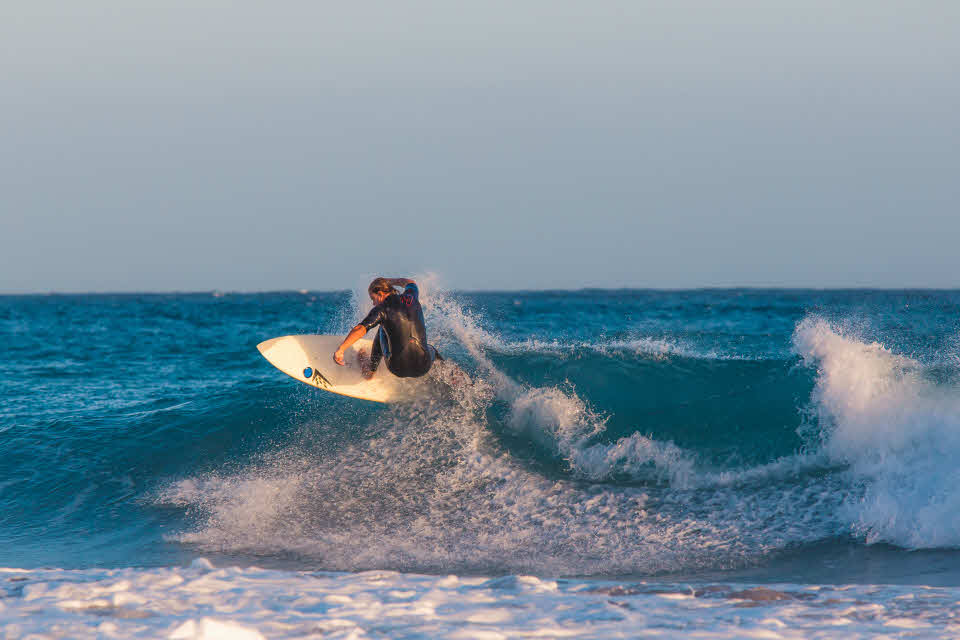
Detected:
[359,305,385,331]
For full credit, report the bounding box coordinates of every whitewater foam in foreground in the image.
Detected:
[3,559,959,639]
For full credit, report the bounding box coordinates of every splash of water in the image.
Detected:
[794,316,960,548]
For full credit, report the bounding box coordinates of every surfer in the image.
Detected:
[333,277,441,379]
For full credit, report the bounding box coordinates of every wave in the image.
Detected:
[153,288,846,576]
[147,287,960,580]
[422,288,713,485]
[794,316,960,549]
[14,288,960,578]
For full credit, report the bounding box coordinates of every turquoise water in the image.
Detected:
[3,288,960,585]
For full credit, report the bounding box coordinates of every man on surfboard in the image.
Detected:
[333,278,441,379]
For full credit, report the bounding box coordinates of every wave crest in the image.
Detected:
[795,316,960,548]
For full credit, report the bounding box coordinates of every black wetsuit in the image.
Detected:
[359,283,438,378]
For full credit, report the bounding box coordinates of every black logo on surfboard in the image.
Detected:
[311,369,332,388]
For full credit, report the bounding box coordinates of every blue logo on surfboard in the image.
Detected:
[304,367,313,378]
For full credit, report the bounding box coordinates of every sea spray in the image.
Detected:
[794,316,960,548]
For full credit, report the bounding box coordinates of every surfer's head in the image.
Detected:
[368,278,396,304]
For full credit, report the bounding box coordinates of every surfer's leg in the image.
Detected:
[411,345,442,378]
[384,343,436,379]
[370,327,390,372]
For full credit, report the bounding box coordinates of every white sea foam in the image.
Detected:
[444,330,759,362]
[424,287,799,489]
[794,317,960,548]
[492,336,698,360]
[423,285,703,486]
[2,561,958,639]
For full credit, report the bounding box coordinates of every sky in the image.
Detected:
[2,1,958,292]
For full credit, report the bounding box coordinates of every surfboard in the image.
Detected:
[257,334,427,403]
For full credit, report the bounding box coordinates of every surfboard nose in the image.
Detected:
[257,336,285,355]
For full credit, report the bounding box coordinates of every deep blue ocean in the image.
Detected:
[4,288,960,589]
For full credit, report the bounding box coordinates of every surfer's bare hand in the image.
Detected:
[333,350,346,366]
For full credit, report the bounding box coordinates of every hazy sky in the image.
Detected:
[2,1,958,292]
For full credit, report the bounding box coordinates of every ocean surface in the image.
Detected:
[3,287,960,638]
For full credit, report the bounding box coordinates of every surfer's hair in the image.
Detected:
[368,278,396,298]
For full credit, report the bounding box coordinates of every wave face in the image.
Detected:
[3,289,960,581]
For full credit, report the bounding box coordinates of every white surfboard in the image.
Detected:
[257,334,427,403]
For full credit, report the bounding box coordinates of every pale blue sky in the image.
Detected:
[2,1,958,292]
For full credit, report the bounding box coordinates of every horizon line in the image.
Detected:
[3,285,960,296]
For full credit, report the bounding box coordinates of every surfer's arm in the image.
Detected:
[333,324,367,366]
[335,305,385,365]
[387,278,418,302]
